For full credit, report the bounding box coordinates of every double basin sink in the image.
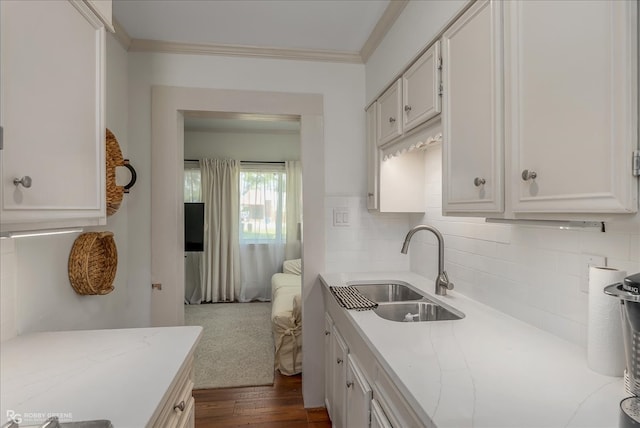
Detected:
[349,281,464,322]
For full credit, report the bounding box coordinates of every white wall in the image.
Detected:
[0,33,143,340]
[184,130,300,161]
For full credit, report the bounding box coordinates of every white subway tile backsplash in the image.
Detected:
[405,149,640,348]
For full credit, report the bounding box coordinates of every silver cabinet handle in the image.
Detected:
[346,381,353,388]
[13,176,32,188]
[324,330,330,336]
[174,400,186,412]
[521,170,537,181]
[367,193,374,197]
[473,177,486,187]
[337,358,343,364]
[388,117,396,123]
[404,105,412,113]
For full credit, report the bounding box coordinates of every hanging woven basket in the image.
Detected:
[106,128,136,216]
[68,232,118,295]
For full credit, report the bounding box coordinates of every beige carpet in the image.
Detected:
[185,302,275,389]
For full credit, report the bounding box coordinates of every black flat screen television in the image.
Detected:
[184,202,204,252]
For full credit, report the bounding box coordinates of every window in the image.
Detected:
[184,166,201,203]
[239,166,286,243]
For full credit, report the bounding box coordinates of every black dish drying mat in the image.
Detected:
[329,286,378,311]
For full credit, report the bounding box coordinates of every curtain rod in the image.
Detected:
[184,159,286,164]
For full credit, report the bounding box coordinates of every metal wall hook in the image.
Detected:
[122,160,137,192]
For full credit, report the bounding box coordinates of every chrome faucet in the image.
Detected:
[401,225,454,296]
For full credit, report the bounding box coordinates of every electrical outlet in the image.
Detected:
[580,253,607,293]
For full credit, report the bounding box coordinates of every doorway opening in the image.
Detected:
[151,86,326,405]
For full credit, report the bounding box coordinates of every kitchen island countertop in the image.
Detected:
[0,326,202,427]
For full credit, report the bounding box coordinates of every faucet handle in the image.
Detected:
[439,271,454,290]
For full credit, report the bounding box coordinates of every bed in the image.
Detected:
[271,259,302,375]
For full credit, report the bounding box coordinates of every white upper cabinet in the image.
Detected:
[376,79,403,147]
[506,0,637,214]
[443,0,637,217]
[402,41,442,133]
[442,0,504,214]
[1,0,106,232]
[366,105,379,211]
[376,43,443,148]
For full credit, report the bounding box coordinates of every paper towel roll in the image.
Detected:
[587,266,626,376]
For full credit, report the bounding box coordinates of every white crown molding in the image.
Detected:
[185,127,300,135]
[360,0,409,63]
[112,18,132,51]
[128,38,363,64]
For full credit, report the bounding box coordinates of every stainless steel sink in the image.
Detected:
[350,282,424,302]
[374,301,464,322]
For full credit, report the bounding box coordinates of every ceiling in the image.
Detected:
[113,0,394,133]
[113,0,390,53]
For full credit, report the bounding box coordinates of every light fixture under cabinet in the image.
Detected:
[0,227,84,239]
[485,218,604,231]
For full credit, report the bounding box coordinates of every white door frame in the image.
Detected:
[150,86,326,406]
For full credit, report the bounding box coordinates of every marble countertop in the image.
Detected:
[0,326,202,428]
[320,271,626,428]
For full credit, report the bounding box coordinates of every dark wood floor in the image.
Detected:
[194,371,332,427]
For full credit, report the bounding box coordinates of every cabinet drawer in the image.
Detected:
[149,356,194,427]
[373,364,425,428]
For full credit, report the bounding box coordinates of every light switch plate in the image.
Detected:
[333,207,350,227]
[580,253,607,293]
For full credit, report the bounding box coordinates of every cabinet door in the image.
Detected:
[324,313,334,418]
[346,355,372,428]
[0,0,106,230]
[370,399,392,428]
[331,326,349,428]
[402,41,441,132]
[366,105,379,210]
[377,80,403,147]
[506,0,637,214]
[442,0,504,214]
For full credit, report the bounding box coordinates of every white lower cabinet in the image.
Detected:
[370,399,392,428]
[149,356,196,428]
[324,308,425,428]
[331,324,349,428]
[346,355,372,428]
[325,313,335,419]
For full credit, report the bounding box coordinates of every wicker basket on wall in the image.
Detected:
[106,128,136,216]
[68,232,117,295]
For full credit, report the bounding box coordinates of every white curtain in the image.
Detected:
[200,159,240,302]
[285,160,302,260]
[238,164,286,301]
[184,165,203,304]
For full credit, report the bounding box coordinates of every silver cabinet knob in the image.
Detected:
[521,169,537,181]
[346,381,354,388]
[337,358,343,364]
[473,177,486,187]
[324,330,330,336]
[404,105,412,113]
[388,117,396,123]
[174,400,186,412]
[13,176,32,188]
